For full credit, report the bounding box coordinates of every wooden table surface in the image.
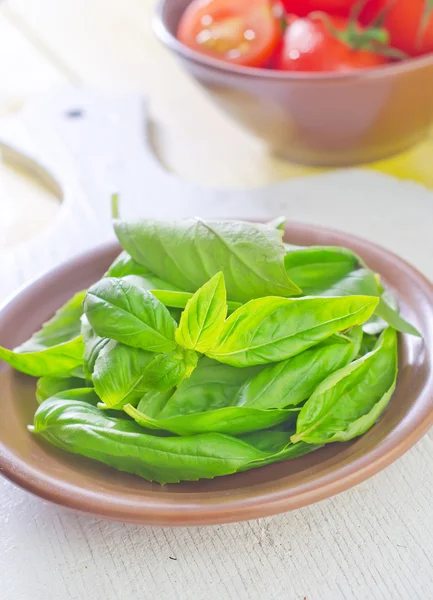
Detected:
[1,1,433,599]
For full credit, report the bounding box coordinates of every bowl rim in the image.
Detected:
[153,0,433,82]
[1,222,433,525]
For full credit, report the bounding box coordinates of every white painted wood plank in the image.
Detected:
[0,9,67,112]
[0,6,68,251]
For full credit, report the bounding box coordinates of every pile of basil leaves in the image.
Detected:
[1,217,420,484]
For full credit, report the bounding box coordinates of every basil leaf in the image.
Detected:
[105,251,179,289]
[136,389,175,418]
[375,298,420,337]
[358,332,378,357]
[236,328,362,409]
[240,428,294,452]
[123,357,275,434]
[158,357,263,417]
[0,290,86,377]
[167,307,183,323]
[32,395,318,483]
[139,349,198,392]
[175,272,227,353]
[207,295,378,367]
[113,217,301,302]
[17,290,86,352]
[80,315,110,379]
[123,332,360,435]
[151,289,242,313]
[106,251,153,279]
[284,245,360,295]
[124,404,298,436]
[37,388,101,408]
[292,327,398,444]
[363,289,398,336]
[36,375,91,405]
[319,267,379,297]
[84,277,177,352]
[0,337,83,377]
[316,268,421,337]
[92,340,155,409]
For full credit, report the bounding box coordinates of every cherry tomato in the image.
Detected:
[281,0,379,18]
[177,0,283,68]
[275,15,388,72]
[380,0,433,56]
[357,0,384,25]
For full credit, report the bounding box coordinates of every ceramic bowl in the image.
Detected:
[154,0,433,166]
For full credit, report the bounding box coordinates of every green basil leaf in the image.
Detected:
[107,252,182,292]
[363,289,398,336]
[151,289,242,313]
[167,307,183,323]
[175,272,227,352]
[357,332,378,357]
[239,428,295,452]
[139,350,197,392]
[0,337,84,377]
[124,403,298,436]
[31,396,318,483]
[318,267,379,297]
[113,217,301,302]
[157,357,263,417]
[0,290,86,377]
[236,328,362,409]
[123,332,360,435]
[36,375,91,405]
[92,340,155,409]
[239,439,321,471]
[16,290,86,352]
[207,295,378,367]
[284,245,360,295]
[375,298,421,338]
[123,357,273,434]
[316,268,421,337]
[105,250,154,278]
[136,389,175,418]
[84,277,177,352]
[37,388,102,408]
[292,327,398,444]
[80,315,110,379]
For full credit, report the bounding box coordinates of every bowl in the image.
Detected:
[153,0,433,167]
[0,222,432,525]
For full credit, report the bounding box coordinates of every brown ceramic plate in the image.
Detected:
[1,223,432,526]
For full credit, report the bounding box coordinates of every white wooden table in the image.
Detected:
[1,2,433,599]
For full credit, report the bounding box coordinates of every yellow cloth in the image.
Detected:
[282,133,433,187]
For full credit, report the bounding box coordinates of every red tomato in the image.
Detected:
[177,0,283,67]
[381,0,433,56]
[275,15,388,72]
[281,0,380,18]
